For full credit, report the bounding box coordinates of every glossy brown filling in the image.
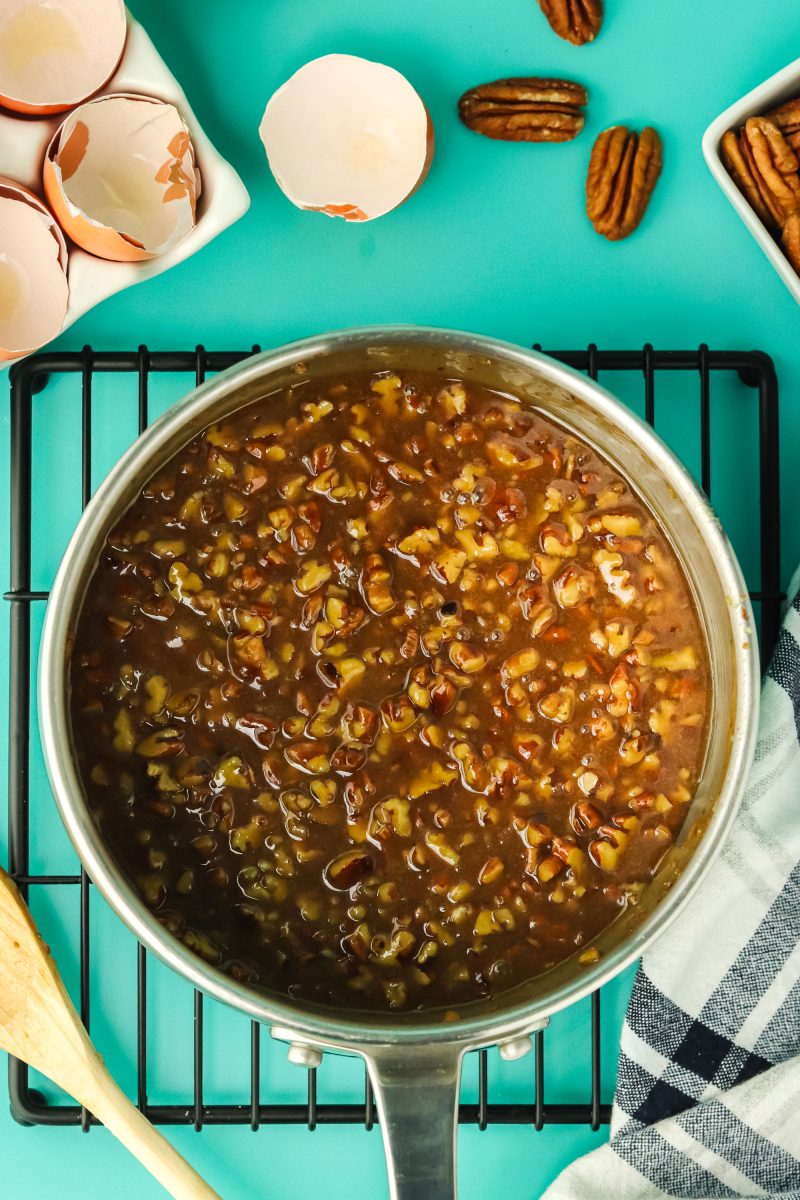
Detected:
[71,370,709,1011]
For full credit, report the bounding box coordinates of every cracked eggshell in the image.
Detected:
[0,177,69,360]
[43,92,201,262]
[0,0,127,115]
[260,53,434,222]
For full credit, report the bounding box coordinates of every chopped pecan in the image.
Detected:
[235,713,278,750]
[381,693,418,732]
[323,850,374,891]
[135,727,184,759]
[458,77,587,143]
[331,742,369,776]
[341,702,379,744]
[586,125,662,241]
[360,552,397,615]
[448,641,487,674]
[429,675,458,716]
[537,0,603,45]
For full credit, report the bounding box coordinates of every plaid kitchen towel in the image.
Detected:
[543,569,800,1200]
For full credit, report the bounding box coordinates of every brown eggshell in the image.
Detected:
[260,54,435,222]
[0,177,69,359]
[43,93,200,262]
[0,0,127,115]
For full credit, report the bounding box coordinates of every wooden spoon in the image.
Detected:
[0,867,222,1199]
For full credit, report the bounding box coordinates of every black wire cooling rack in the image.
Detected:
[4,343,782,1133]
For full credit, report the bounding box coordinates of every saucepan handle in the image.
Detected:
[362,1043,464,1200]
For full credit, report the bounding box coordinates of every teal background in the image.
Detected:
[2,1,799,1196]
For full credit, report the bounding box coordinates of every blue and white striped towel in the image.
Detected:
[544,571,800,1199]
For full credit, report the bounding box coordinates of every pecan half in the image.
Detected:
[458,77,587,143]
[721,129,774,228]
[586,126,662,241]
[783,212,800,271]
[537,0,603,44]
[740,117,800,228]
[766,97,800,152]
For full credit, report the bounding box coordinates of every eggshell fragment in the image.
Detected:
[43,93,201,261]
[0,0,126,115]
[260,53,434,222]
[0,178,69,361]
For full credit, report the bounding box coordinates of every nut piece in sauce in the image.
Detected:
[143,675,170,715]
[360,553,397,614]
[618,733,652,766]
[452,741,489,792]
[381,694,417,733]
[136,727,184,759]
[500,647,539,681]
[438,382,467,417]
[603,619,634,658]
[536,853,563,883]
[398,526,440,558]
[331,742,369,776]
[608,664,638,717]
[236,713,278,750]
[478,856,505,886]
[455,529,498,561]
[553,564,595,609]
[285,741,331,775]
[649,698,677,739]
[324,850,374,891]
[425,830,460,865]
[368,797,413,843]
[538,687,576,724]
[486,436,543,472]
[429,675,458,717]
[516,582,556,635]
[317,655,366,690]
[594,549,636,606]
[540,523,577,559]
[474,906,515,935]
[341,702,379,744]
[652,646,698,672]
[212,754,255,791]
[409,760,458,798]
[589,829,627,871]
[167,688,201,718]
[430,546,467,585]
[601,513,642,537]
[448,641,487,674]
[112,708,136,754]
[388,461,425,485]
[326,594,365,636]
[310,777,337,806]
[295,559,333,595]
[306,693,340,739]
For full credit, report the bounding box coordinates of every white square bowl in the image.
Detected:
[0,10,250,366]
[703,56,800,304]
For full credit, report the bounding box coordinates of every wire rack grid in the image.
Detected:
[3,342,781,1133]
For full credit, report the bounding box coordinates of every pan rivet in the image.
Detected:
[498,1035,533,1062]
[287,1042,324,1068]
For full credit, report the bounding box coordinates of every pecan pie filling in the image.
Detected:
[71,370,709,1010]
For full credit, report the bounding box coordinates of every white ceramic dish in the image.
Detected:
[0,11,250,366]
[703,56,800,304]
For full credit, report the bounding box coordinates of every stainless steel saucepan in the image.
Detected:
[40,327,759,1199]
